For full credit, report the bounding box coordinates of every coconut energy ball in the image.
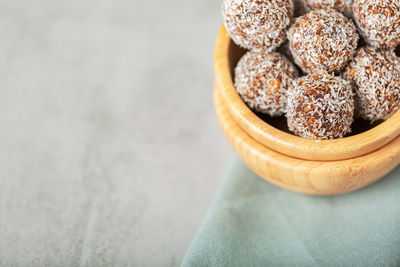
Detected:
[343,47,400,122]
[235,50,299,116]
[222,0,294,50]
[353,0,400,49]
[304,0,353,16]
[287,71,354,139]
[287,9,358,74]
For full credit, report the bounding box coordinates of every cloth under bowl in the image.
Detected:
[182,156,400,267]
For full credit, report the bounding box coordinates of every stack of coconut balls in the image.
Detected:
[223,0,400,139]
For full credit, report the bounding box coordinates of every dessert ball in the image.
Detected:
[343,47,400,122]
[222,0,294,50]
[353,0,400,49]
[287,9,358,74]
[235,50,299,116]
[304,0,353,16]
[287,71,354,139]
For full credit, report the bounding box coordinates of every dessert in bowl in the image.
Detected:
[214,25,400,195]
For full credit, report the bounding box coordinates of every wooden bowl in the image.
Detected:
[213,25,400,195]
[215,26,400,161]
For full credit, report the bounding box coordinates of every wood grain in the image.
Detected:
[214,85,400,195]
[214,25,400,161]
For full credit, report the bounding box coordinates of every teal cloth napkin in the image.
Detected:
[182,156,400,267]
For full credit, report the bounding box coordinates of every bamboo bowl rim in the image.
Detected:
[214,25,400,161]
[214,84,400,195]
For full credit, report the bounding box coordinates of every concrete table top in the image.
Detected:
[0,0,230,266]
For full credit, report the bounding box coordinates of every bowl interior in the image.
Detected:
[228,41,383,137]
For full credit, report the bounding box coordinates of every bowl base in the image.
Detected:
[214,85,400,195]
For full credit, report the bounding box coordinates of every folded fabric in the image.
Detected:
[182,156,400,267]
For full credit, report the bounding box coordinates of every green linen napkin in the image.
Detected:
[182,156,400,267]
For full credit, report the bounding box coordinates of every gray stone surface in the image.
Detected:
[0,0,231,266]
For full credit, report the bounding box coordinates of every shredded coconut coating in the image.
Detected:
[222,0,294,50]
[287,71,354,139]
[353,0,400,49]
[287,9,359,74]
[304,0,353,16]
[342,47,400,122]
[344,0,353,16]
[235,50,299,116]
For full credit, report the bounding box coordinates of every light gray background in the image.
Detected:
[0,0,231,266]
